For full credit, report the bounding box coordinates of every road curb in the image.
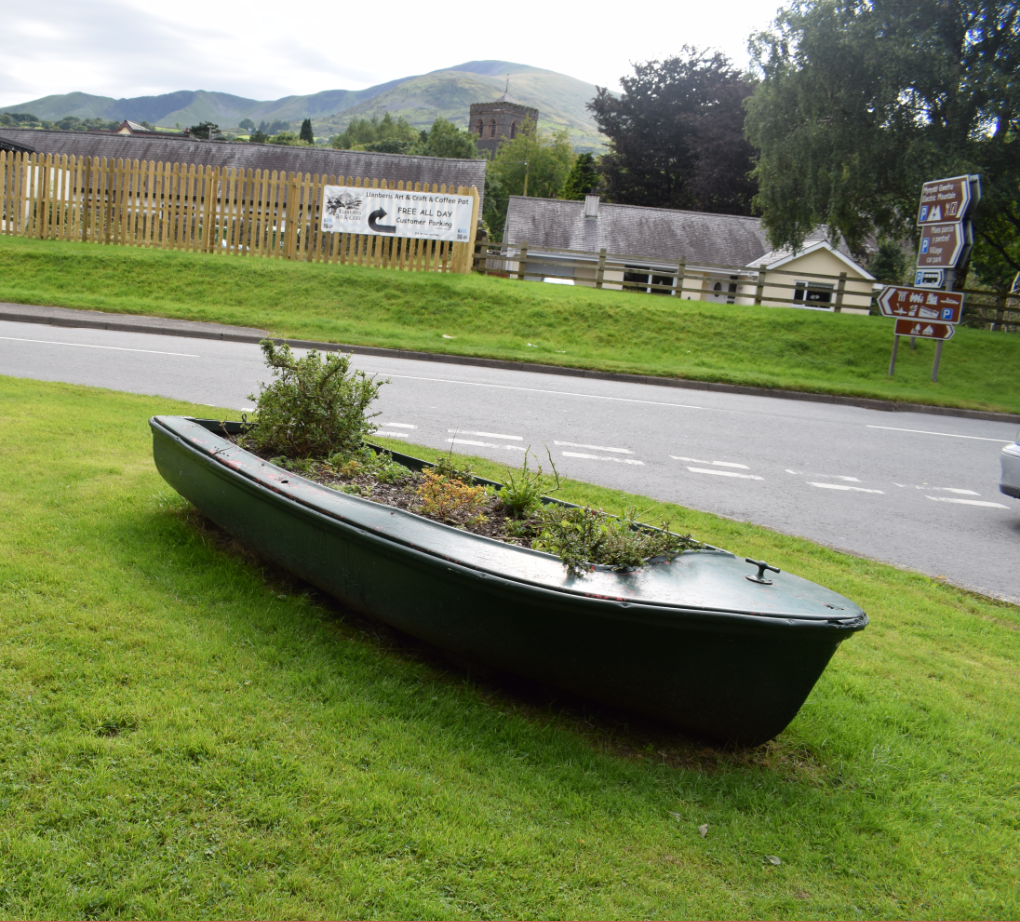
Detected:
[4,302,1019,425]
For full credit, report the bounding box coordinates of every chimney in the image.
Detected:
[584,194,600,218]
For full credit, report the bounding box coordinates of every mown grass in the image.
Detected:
[1,235,1019,414]
[2,374,1019,919]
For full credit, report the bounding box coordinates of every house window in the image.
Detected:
[793,281,835,307]
[489,119,497,139]
[709,277,739,303]
[475,120,484,136]
[624,267,675,295]
[510,121,518,139]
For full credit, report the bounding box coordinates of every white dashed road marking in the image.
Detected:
[0,335,199,357]
[786,470,861,481]
[383,372,704,410]
[446,438,525,451]
[673,456,749,469]
[556,441,633,454]
[561,451,644,465]
[383,423,417,429]
[450,429,522,440]
[808,482,885,494]
[926,497,1009,508]
[687,467,763,480]
[868,425,1013,443]
[895,484,981,495]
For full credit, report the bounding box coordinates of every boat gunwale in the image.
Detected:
[151,415,868,633]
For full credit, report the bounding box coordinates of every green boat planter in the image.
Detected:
[150,415,868,745]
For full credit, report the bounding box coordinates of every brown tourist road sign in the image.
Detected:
[917,175,972,225]
[917,222,967,269]
[877,286,965,323]
[893,319,955,340]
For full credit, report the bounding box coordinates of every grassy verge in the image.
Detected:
[2,375,1019,918]
[2,235,1019,414]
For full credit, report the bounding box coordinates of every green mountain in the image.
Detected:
[0,61,605,150]
[316,64,605,151]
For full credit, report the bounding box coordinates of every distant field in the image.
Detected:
[1,235,1019,414]
[2,374,1019,918]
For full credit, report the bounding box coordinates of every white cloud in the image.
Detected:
[0,0,784,108]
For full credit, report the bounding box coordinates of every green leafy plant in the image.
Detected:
[499,449,560,519]
[324,446,409,484]
[534,506,698,576]
[415,471,489,526]
[247,340,385,460]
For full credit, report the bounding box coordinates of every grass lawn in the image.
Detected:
[2,374,1019,919]
[1,235,1019,415]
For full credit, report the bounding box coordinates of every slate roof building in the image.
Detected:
[501,195,876,312]
[0,135,36,154]
[0,128,487,208]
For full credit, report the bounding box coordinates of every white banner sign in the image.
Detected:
[320,185,474,242]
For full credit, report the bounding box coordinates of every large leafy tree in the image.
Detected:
[560,152,601,200]
[412,118,480,160]
[329,113,418,151]
[745,0,1020,285]
[482,123,576,239]
[588,49,758,215]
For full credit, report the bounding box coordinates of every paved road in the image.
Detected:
[2,319,1017,602]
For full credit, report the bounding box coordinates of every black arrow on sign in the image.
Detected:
[368,208,396,233]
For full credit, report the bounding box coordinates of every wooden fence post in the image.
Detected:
[595,247,606,289]
[283,173,299,259]
[463,186,480,274]
[753,265,767,306]
[674,257,686,298]
[992,293,1007,331]
[834,271,847,313]
[517,242,528,281]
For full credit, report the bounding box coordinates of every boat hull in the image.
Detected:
[151,416,867,745]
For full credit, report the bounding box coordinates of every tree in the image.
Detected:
[188,122,222,140]
[588,50,758,215]
[238,118,256,133]
[329,113,417,151]
[299,118,314,144]
[867,240,911,284]
[745,0,1020,285]
[412,117,480,160]
[482,122,576,239]
[258,119,290,136]
[560,152,600,200]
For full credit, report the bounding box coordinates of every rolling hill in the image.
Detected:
[1,61,606,151]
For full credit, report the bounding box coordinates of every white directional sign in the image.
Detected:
[320,185,474,242]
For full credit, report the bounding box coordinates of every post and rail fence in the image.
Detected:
[1,149,1015,329]
[0,150,479,274]
[472,240,1019,331]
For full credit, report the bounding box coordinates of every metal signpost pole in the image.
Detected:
[888,335,900,376]
[912,173,980,382]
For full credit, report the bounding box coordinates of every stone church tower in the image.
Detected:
[470,85,539,157]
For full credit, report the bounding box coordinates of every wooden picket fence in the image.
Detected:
[0,151,480,274]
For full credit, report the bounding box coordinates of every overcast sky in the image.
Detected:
[1,0,786,108]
